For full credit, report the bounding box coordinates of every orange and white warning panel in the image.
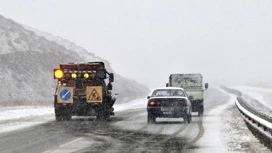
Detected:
[86,86,103,103]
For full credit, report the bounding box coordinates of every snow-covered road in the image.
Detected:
[0,87,271,153]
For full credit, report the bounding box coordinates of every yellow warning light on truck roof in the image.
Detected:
[71,73,77,79]
[84,73,89,79]
[54,69,63,79]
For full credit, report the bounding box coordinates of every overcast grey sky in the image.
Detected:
[1,0,272,89]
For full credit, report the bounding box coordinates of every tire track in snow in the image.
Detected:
[125,125,166,152]
[182,116,204,149]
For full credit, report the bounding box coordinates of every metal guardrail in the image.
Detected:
[236,97,272,149]
[220,85,272,149]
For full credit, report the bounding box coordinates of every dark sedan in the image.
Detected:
[147,87,192,124]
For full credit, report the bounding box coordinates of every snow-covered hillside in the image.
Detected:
[0,14,149,106]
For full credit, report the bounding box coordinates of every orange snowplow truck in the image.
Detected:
[53,62,117,121]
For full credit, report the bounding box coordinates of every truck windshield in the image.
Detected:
[171,76,203,89]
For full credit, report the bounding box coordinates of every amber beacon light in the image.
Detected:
[54,69,63,79]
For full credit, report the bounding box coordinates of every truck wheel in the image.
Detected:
[96,108,110,120]
[198,111,203,116]
[102,111,110,120]
[55,108,71,121]
[55,108,63,121]
[198,105,204,116]
[147,113,156,124]
[96,112,103,120]
[63,111,72,121]
[55,114,62,121]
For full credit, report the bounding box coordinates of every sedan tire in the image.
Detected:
[147,113,156,124]
[183,115,188,124]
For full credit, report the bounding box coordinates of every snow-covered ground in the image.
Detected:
[0,106,53,121]
[0,99,147,134]
[0,106,54,133]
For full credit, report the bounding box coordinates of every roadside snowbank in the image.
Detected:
[0,106,53,121]
[0,106,54,133]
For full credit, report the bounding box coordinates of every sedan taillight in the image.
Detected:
[149,101,156,105]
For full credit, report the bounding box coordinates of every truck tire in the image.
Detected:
[198,111,203,116]
[97,113,110,120]
[55,113,62,121]
[55,108,63,121]
[55,107,71,121]
[96,106,111,120]
[96,112,103,120]
[63,111,72,121]
[147,113,156,124]
[198,106,204,116]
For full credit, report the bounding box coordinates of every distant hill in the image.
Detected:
[0,15,149,106]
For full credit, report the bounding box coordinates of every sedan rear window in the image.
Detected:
[151,89,185,97]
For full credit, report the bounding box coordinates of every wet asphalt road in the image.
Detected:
[0,88,229,153]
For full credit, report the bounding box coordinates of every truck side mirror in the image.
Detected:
[205,83,209,89]
[109,73,114,82]
[166,83,169,87]
[107,83,113,90]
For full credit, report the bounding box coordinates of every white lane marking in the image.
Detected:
[59,137,83,148]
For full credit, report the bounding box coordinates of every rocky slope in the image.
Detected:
[0,15,149,106]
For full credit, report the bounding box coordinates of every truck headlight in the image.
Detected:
[90,73,95,79]
[71,73,77,79]
[84,73,89,79]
